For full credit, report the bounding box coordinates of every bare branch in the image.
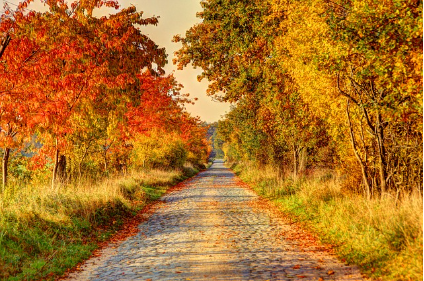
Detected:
[337,73,360,105]
[0,34,11,59]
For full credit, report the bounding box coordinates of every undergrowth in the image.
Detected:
[0,167,199,280]
[231,161,423,281]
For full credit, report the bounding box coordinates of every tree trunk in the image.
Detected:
[0,34,11,59]
[57,155,67,183]
[52,147,59,189]
[78,161,82,179]
[2,147,10,190]
[293,144,298,177]
[103,142,109,173]
[78,147,89,180]
[298,147,307,174]
[346,100,371,198]
[376,113,387,195]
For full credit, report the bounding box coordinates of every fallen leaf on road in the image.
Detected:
[314,266,324,270]
[293,264,301,269]
[327,270,335,275]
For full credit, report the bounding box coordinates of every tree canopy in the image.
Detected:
[0,0,210,188]
[176,0,423,196]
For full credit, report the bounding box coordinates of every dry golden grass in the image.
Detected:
[0,169,182,223]
[0,167,197,280]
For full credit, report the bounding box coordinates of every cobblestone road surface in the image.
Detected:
[67,160,364,281]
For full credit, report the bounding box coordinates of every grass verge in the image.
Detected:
[0,166,199,280]
[231,161,423,281]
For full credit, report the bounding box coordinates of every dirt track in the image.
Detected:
[66,160,364,280]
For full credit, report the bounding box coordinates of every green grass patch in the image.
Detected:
[0,166,199,280]
[232,161,423,281]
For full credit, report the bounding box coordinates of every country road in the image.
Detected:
[66,160,364,281]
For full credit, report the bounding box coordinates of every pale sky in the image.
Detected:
[7,0,230,123]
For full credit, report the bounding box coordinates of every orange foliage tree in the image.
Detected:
[0,0,209,188]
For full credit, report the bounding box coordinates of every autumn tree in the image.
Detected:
[0,7,44,188]
[0,0,210,188]
[9,0,168,186]
[271,0,422,195]
[175,0,330,174]
[178,0,422,196]
[328,0,422,194]
[174,0,277,102]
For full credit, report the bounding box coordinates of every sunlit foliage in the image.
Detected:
[176,0,423,196]
[0,0,209,189]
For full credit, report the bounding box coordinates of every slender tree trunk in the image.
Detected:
[0,34,11,59]
[346,100,371,197]
[359,118,371,199]
[103,150,108,172]
[293,144,298,177]
[78,147,88,180]
[103,141,110,173]
[376,113,387,195]
[52,147,59,189]
[2,147,10,190]
[57,155,67,182]
[78,161,82,179]
[299,147,307,174]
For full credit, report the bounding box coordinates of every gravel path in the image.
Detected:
[66,160,364,281]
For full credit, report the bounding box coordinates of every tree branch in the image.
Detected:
[0,34,11,59]
[337,73,360,105]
